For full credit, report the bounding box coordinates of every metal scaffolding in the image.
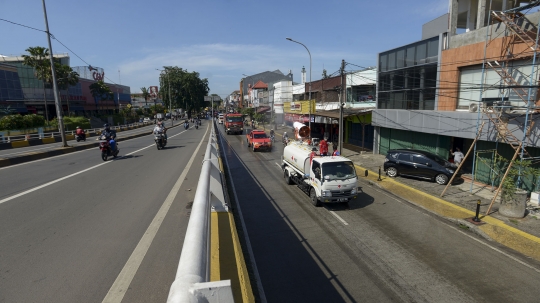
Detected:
[474,1,540,214]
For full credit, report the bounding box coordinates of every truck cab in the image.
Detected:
[282,142,358,206]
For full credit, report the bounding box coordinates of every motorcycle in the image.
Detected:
[195,123,199,129]
[282,137,289,145]
[75,133,86,142]
[99,135,119,161]
[184,122,189,130]
[270,134,275,143]
[154,131,167,150]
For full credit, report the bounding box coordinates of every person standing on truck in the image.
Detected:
[332,144,340,156]
[319,137,328,156]
[310,147,318,165]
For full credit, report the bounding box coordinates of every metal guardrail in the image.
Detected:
[167,121,234,303]
[0,121,154,143]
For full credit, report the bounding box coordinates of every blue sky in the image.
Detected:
[1,0,448,97]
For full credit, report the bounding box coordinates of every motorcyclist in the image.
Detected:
[75,126,86,140]
[184,119,189,129]
[283,131,289,144]
[153,120,168,142]
[101,123,117,152]
[270,129,275,141]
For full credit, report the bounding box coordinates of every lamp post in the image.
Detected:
[156,68,173,126]
[286,37,312,139]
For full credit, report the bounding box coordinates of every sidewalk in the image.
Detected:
[266,124,540,262]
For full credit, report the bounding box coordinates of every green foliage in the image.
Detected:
[158,66,209,114]
[240,107,255,119]
[0,114,45,131]
[50,116,90,131]
[496,155,540,201]
[89,80,114,109]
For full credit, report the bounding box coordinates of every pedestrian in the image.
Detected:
[451,147,464,165]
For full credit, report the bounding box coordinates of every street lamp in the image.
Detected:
[286,37,312,139]
[156,68,173,126]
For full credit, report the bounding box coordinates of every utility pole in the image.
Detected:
[42,0,67,147]
[339,59,345,155]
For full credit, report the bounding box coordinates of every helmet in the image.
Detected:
[103,123,109,130]
[76,126,80,129]
[271,128,274,131]
[283,132,287,135]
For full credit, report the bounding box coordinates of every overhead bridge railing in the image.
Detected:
[167,121,241,303]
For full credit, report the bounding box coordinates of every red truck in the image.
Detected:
[224,113,244,135]
[246,130,272,152]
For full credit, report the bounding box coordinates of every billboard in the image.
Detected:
[149,86,159,98]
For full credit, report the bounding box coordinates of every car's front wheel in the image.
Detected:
[386,166,398,177]
[435,174,449,185]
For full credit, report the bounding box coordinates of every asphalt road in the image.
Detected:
[218,125,540,303]
[0,120,210,303]
[0,123,159,158]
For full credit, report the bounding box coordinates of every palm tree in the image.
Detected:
[141,87,150,113]
[56,64,79,116]
[89,81,113,114]
[22,46,51,125]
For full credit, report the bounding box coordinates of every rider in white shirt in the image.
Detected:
[153,120,167,142]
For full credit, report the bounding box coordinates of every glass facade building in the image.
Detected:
[0,63,24,101]
[377,36,439,110]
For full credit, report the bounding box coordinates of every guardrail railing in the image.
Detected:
[0,121,155,143]
[167,121,234,303]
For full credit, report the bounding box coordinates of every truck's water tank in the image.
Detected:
[283,141,316,175]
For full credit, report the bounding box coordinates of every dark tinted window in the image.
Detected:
[423,153,447,166]
[412,155,429,165]
[397,153,410,161]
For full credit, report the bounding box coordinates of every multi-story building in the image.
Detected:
[373,0,540,188]
[0,54,131,118]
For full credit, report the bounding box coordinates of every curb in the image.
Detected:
[355,164,540,262]
[0,124,180,168]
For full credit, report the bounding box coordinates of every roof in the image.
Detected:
[252,80,268,89]
[314,156,353,164]
[313,108,373,119]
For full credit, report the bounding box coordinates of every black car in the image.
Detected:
[383,149,459,185]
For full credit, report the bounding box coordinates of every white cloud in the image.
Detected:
[114,43,374,94]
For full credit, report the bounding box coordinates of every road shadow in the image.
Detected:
[114,154,143,161]
[326,186,374,211]
[221,133,356,303]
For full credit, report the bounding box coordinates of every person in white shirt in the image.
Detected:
[451,147,464,165]
[153,121,167,142]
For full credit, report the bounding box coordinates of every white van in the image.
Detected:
[218,113,224,124]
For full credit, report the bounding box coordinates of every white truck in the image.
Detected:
[282,141,358,206]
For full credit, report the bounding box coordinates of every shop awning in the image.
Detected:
[313,108,373,119]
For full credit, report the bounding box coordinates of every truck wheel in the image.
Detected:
[252,145,256,152]
[284,171,293,185]
[310,188,321,207]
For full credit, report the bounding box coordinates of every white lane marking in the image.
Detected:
[0,161,111,205]
[0,129,190,204]
[0,128,187,171]
[101,124,209,303]
[0,127,155,157]
[275,162,282,169]
[328,210,349,225]
[365,183,540,273]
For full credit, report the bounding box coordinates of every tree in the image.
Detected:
[140,87,150,112]
[22,46,51,124]
[158,66,209,118]
[56,63,79,116]
[89,80,113,113]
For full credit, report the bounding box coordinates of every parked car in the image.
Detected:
[383,149,459,185]
[143,117,151,123]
